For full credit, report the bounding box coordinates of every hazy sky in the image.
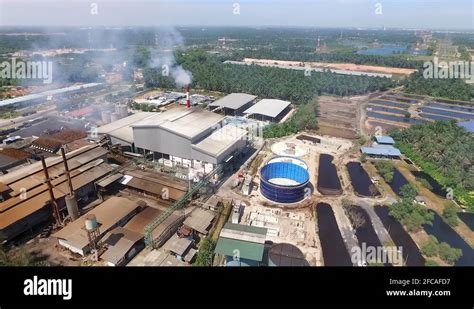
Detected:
[0,0,473,30]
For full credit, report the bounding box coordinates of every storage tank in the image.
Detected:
[65,194,79,221]
[110,112,119,122]
[101,110,111,124]
[260,156,310,204]
[84,214,98,231]
[268,243,309,266]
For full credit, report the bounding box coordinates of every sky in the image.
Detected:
[0,0,473,30]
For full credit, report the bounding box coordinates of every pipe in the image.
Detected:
[186,85,191,109]
[41,156,61,226]
[60,147,74,195]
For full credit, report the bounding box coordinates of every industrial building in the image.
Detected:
[361,146,402,159]
[52,196,141,256]
[243,99,291,122]
[374,135,396,145]
[0,83,103,108]
[132,107,248,165]
[0,144,113,242]
[100,227,145,266]
[97,112,155,150]
[214,222,267,266]
[209,93,257,116]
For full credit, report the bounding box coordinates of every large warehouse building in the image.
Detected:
[208,93,257,116]
[0,144,114,242]
[133,107,248,165]
[243,99,291,122]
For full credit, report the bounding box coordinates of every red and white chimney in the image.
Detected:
[186,85,191,109]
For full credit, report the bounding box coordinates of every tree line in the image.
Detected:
[389,121,474,210]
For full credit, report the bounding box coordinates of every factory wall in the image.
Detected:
[191,138,246,165]
[133,127,193,160]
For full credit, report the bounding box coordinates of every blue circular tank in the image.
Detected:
[260,156,310,204]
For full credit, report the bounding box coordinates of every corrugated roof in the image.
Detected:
[96,173,123,187]
[133,107,224,139]
[0,163,113,229]
[192,124,247,158]
[124,207,162,235]
[183,208,215,235]
[97,112,155,143]
[52,197,139,250]
[0,83,102,107]
[223,222,267,236]
[100,226,143,265]
[375,136,395,144]
[209,93,257,110]
[458,120,474,133]
[361,147,402,156]
[243,99,291,118]
[214,238,265,261]
[162,236,193,256]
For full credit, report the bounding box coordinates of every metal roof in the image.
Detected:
[124,207,162,235]
[208,93,257,110]
[162,235,193,256]
[183,208,215,235]
[100,226,143,265]
[243,99,291,118]
[96,173,123,188]
[52,197,140,250]
[223,222,267,236]
[458,120,474,133]
[133,107,224,140]
[214,238,265,261]
[97,112,155,143]
[192,124,247,158]
[361,147,401,157]
[0,83,102,107]
[0,163,113,230]
[375,136,395,144]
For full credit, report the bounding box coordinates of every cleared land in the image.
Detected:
[243,58,417,76]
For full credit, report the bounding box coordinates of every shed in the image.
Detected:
[100,227,145,266]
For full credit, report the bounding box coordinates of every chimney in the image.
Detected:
[60,147,79,221]
[186,85,191,109]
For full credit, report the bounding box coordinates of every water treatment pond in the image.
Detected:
[384,168,410,196]
[345,205,390,266]
[316,203,352,266]
[347,162,380,197]
[458,212,474,231]
[411,171,446,197]
[374,206,425,266]
[317,154,342,195]
[423,211,474,266]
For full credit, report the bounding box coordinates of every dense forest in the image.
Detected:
[403,69,474,101]
[144,50,397,104]
[389,121,474,210]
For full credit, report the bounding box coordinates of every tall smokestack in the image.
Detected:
[41,156,62,226]
[61,147,79,221]
[186,85,191,109]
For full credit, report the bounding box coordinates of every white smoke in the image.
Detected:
[151,27,192,87]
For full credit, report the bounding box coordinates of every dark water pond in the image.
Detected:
[316,203,352,266]
[423,212,474,266]
[347,162,380,197]
[458,212,474,231]
[411,171,446,197]
[374,206,425,266]
[388,169,410,196]
[317,154,342,195]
